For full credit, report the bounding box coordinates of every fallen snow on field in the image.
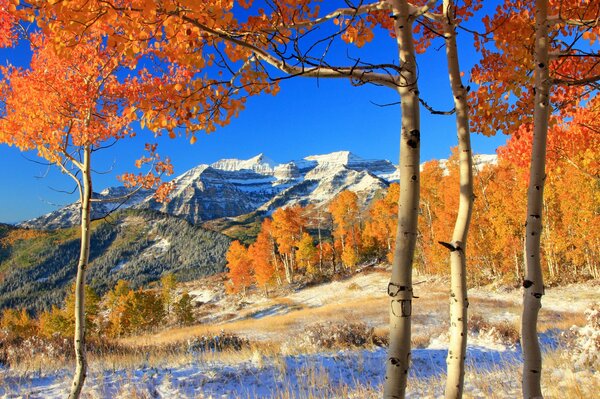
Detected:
[287,272,390,307]
[0,336,558,399]
[468,281,599,314]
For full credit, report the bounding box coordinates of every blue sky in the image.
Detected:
[0,5,507,224]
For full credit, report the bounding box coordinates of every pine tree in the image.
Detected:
[174,291,195,326]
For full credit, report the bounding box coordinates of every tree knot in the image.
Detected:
[523,280,534,288]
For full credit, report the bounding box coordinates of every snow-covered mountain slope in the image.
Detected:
[19,187,152,230]
[21,151,498,229]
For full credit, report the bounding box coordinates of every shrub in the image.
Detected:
[0,333,72,366]
[301,321,376,349]
[469,313,520,346]
[562,303,600,368]
[187,331,249,353]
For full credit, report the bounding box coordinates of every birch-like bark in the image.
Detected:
[522,0,550,397]
[442,2,474,397]
[69,145,92,399]
[384,1,420,397]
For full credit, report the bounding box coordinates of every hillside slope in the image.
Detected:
[0,209,230,313]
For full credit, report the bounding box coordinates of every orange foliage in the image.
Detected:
[363,183,399,262]
[249,219,278,290]
[225,240,253,294]
[416,160,446,274]
[329,190,362,268]
[0,0,17,48]
[29,0,275,140]
[470,0,599,138]
[0,229,46,247]
[0,33,172,199]
[271,205,306,257]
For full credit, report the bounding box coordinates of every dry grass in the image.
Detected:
[120,296,390,348]
[538,309,587,332]
[3,272,596,398]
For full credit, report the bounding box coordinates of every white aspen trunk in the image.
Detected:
[384,1,420,397]
[317,210,323,273]
[272,252,283,286]
[514,249,520,282]
[283,253,293,284]
[442,2,474,398]
[68,145,92,399]
[522,1,549,397]
[542,201,555,279]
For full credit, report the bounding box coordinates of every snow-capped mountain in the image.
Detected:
[20,151,497,229]
[19,187,152,230]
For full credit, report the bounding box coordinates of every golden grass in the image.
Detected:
[120,295,391,347]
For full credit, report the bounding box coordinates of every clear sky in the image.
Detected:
[0,5,507,224]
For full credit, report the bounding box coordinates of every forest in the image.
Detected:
[0,0,598,399]
[0,209,230,313]
[224,132,599,294]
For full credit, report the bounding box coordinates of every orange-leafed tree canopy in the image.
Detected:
[470,0,600,138]
[0,33,172,196]
[27,0,278,146]
[0,0,18,48]
[225,240,253,294]
[249,218,278,290]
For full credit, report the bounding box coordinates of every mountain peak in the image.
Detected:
[304,151,363,165]
[211,153,276,173]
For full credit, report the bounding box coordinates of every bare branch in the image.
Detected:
[180,15,400,88]
[419,97,456,115]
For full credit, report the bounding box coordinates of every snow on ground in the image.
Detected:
[110,261,127,274]
[2,271,593,398]
[468,280,599,314]
[0,337,546,399]
[287,272,389,308]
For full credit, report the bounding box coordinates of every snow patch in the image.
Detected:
[110,261,127,273]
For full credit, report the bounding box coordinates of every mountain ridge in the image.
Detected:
[19,151,498,230]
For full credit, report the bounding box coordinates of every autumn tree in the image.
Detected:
[318,241,337,274]
[295,232,319,275]
[469,160,526,283]
[271,205,306,284]
[0,308,36,339]
[363,183,400,263]
[107,288,165,337]
[499,99,600,282]
[225,240,253,295]
[249,218,279,293]
[0,33,172,399]
[174,291,195,327]
[39,284,100,338]
[329,190,363,269]
[471,1,599,395]
[417,161,446,274]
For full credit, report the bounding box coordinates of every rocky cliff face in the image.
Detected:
[20,151,497,229]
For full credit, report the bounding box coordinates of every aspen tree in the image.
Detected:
[442,1,474,396]
[522,3,550,396]
[470,1,599,396]
[0,34,172,398]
